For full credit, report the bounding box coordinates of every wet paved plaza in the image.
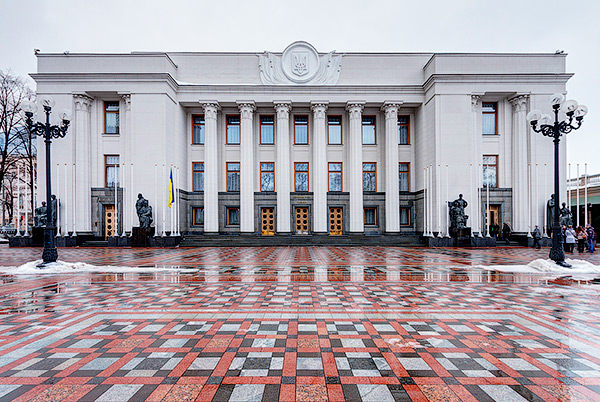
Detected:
[0,245,599,401]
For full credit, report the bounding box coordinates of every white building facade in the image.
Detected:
[31,42,571,241]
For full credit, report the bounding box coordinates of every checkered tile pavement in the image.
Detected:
[0,245,599,401]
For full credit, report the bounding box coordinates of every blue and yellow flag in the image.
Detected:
[168,168,174,208]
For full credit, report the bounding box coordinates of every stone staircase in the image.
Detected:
[179,234,424,247]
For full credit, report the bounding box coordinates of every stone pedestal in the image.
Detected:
[449,227,472,247]
[132,227,155,247]
[31,227,44,246]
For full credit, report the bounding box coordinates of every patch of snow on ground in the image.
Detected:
[476,258,600,277]
[0,260,190,275]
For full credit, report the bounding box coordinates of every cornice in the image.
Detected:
[423,73,573,93]
[30,72,179,92]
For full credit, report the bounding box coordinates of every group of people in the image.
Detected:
[562,224,596,253]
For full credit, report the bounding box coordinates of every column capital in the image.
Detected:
[310,102,328,119]
[200,101,220,119]
[274,101,292,116]
[471,94,482,111]
[237,101,255,119]
[346,101,365,118]
[509,94,530,112]
[120,93,131,111]
[381,101,403,118]
[73,93,93,111]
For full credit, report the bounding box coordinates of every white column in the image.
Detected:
[238,101,255,233]
[346,102,365,233]
[73,94,93,232]
[311,102,328,233]
[382,102,402,233]
[202,102,220,233]
[274,102,292,234]
[509,94,530,233]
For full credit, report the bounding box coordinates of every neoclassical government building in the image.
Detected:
[31,42,570,241]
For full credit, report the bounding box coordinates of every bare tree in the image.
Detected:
[0,70,34,226]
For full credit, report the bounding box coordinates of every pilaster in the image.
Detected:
[311,102,328,233]
[73,94,93,232]
[346,102,365,233]
[510,94,530,233]
[201,101,220,233]
[238,101,255,233]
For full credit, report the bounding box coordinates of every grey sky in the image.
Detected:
[1,0,598,176]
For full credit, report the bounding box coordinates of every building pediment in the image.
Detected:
[258,41,342,85]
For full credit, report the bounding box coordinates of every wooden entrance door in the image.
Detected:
[104,205,115,239]
[295,207,309,235]
[487,204,500,235]
[261,207,275,235]
[329,207,343,235]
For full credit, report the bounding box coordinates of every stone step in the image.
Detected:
[81,241,109,247]
[179,234,423,247]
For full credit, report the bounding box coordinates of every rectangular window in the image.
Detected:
[261,162,275,192]
[364,207,377,226]
[362,116,376,144]
[328,115,342,145]
[483,155,498,188]
[192,115,205,144]
[398,115,410,145]
[105,155,120,187]
[227,162,240,192]
[363,162,376,191]
[482,103,497,135]
[193,162,204,192]
[192,207,204,226]
[399,162,410,192]
[400,207,411,226]
[294,115,308,144]
[226,207,240,226]
[328,162,342,191]
[226,115,240,144]
[260,115,274,145]
[104,101,119,134]
[294,162,309,192]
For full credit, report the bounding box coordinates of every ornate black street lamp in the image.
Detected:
[527,94,587,267]
[21,98,70,266]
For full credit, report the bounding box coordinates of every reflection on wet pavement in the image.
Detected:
[0,245,598,401]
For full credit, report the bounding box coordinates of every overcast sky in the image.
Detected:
[1,0,598,176]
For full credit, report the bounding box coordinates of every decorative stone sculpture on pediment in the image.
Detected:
[258,41,342,85]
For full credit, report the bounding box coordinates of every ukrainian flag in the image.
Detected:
[168,168,174,208]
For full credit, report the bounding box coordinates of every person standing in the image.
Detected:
[576,226,587,253]
[565,225,576,254]
[586,224,596,253]
[502,222,511,245]
[532,225,542,249]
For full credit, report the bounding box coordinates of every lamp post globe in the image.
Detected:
[527,93,587,267]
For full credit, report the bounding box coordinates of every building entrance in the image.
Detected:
[329,207,343,235]
[261,207,275,235]
[295,207,309,235]
[104,205,115,239]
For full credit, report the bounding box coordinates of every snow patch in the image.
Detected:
[476,258,600,275]
[0,260,189,275]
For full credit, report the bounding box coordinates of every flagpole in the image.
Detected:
[72,163,76,237]
[154,163,158,237]
[170,164,174,236]
[162,163,166,237]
